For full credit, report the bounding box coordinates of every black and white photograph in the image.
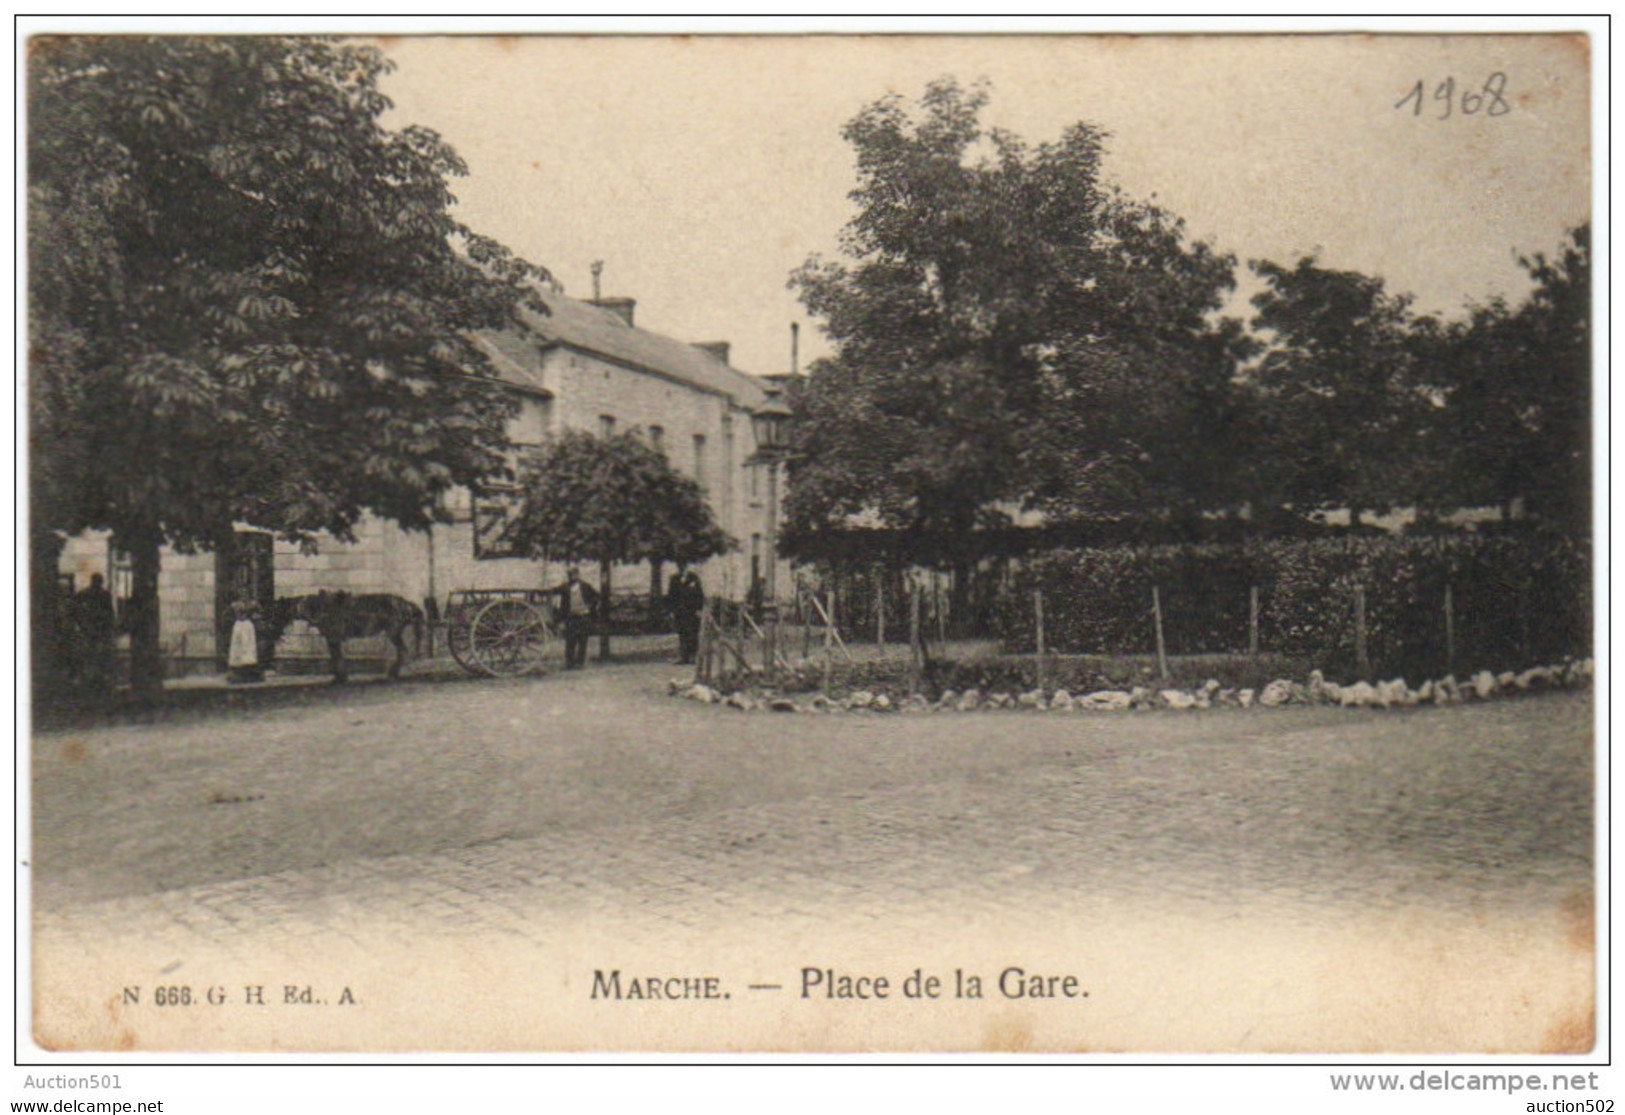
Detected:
[19,20,1600,1076]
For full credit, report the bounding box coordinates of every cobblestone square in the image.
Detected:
[29,664,1594,1053]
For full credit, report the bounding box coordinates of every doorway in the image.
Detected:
[216,531,276,670]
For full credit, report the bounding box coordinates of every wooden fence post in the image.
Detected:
[1248,585,1260,657]
[822,591,835,694]
[707,601,719,684]
[1354,584,1370,680]
[909,581,923,694]
[693,606,704,684]
[762,603,774,676]
[935,574,947,645]
[1519,581,1531,661]
[1034,588,1047,693]
[1151,585,1170,681]
[875,563,886,647]
[694,600,712,684]
[598,559,613,663]
[1444,583,1455,674]
[802,586,813,660]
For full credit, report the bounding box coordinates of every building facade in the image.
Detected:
[57,289,791,674]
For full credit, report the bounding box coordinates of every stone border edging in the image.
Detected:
[668,659,1594,715]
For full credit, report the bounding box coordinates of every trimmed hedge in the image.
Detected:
[703,650,1320,702]
[998,534,1591,680]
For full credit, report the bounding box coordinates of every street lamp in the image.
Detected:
[749,395,793,675]
[750,395,792,454]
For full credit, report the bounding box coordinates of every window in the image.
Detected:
[599,414,616,439]
[108,544,134,610]
[226,532,273,607]
[749,460,760,500]
[649,425,665,455]
[693,434,708,490]
[473,494,523,559]
[510,397,550,446]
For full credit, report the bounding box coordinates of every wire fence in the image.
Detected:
[703,534,1591,694]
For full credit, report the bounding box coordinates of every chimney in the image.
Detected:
[694,341,731,365]
[591,297,636,327]
[791,321,800,376]
[590,260,604,302]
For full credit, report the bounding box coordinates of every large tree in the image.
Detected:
[786,79,1242,581]
[1245,257,1427,526]
[1246,228,1589,535]
[508,429,733,660]
[29,36,549,697]
[1421,223,1589,535]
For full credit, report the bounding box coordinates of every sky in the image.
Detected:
[368,33,1592,378]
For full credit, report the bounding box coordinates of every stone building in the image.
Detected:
[56,288,790,674]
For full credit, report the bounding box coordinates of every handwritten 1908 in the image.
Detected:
[1396,73,1510,119]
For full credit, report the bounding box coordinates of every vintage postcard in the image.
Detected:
[24,29,1596,1056]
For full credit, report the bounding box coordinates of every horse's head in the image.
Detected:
[263,597,305,642]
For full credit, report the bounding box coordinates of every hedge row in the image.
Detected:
[727,651,1313,701]
[996,534,1591,680]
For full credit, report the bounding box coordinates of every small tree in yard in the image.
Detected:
[29,36,551,700]
[509,430,734,660]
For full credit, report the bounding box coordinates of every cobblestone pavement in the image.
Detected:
[28,667,1595,1052]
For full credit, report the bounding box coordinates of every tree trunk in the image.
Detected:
[213,527,236,673]
[29,528,66,708]
[598,559,613,662]
[123,523,164,702]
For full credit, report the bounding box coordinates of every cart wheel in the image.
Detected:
[468,598,552,677]
[446,607,481,676]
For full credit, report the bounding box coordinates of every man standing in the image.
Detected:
[73,573,117,692]
[547,566,599,670]
[668,567,705,665]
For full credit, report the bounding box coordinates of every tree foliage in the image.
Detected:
[786,81,1589,567]
[1242,226,1589,535]
[1245,257,1427,522]
[1420,223,1590,534]
[509,429,734,571]
[785,79,1245,561]
[29,35,550,693]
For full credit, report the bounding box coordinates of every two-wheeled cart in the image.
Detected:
[444,589,556,677]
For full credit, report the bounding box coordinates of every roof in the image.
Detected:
[470,331,552,396]
[506,289,771,410]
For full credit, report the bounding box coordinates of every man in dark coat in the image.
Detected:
[668,568,705,665]
[73,573,117,692]
[547,566,600,670]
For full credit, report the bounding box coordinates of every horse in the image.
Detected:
[266,591,425,683]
